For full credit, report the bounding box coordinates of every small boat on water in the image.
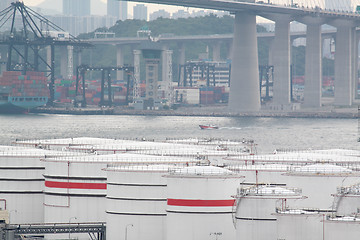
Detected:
[199,124,219,130]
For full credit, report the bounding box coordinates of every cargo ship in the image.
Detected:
[0,71,49,113]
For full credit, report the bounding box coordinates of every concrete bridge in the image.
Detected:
[114,0,360,112]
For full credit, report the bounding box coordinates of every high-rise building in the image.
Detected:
[107,0,127,21]
[325,0,352,11]
[149,9,170,21]
[133,4,147,21]
[63,0,90,16]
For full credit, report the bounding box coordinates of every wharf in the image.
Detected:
[30,105,359,119]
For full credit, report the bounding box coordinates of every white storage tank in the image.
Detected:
[284,164,360,209]
[276,210,326,240]
[165,165,243,240]
[42,153,200,222]
[105,165,171,240]
[0,146,85,224]
[228,163,360,210]
[332,183,360,216]
[235,185,304,240]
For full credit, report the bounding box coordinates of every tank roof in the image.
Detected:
[41,152,200,165]
[291,164,352,174]
[167,165,239,177]
[237,185,303,197]
[105,164,173,172]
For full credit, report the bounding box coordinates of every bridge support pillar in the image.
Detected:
[227,41,233,60]
[228,11,260,112]
[272,16,291,105]
[178,42,185,66]
[351,30,359,102]
[60,46,67,79]
[212,41,221,61]
[67,45,74,79]
[334,22,355,106]
[116,44,124,81]
[303,23,322,108]
[59,46,74,79]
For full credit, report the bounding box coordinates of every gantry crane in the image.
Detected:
[0,1,92,105]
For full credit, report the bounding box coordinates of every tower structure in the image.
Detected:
[133,4,147,20]
[107,0,127,20]
[63,0,90,16]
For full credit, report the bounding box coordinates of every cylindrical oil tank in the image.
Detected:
[276,210,325,240]
[43,153,199,239]
[284,164,360,209]
[228,163,360,210]
[332,183,360,216]
[105,165,171,240]
[42,153,199,222]
[165,165,243,240]
[0,146,85,224]
[325,216,360,240]
[235,185,304,240]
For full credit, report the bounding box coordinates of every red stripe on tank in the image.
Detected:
[45,181,107,189]
[167,198,235,207]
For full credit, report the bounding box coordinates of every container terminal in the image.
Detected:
[0,137,358,239]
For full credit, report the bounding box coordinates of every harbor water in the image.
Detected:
[0,113,358,153]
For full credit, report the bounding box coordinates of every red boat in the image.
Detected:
[199,124,219,130]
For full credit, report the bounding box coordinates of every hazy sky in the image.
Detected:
[22,0,197,15]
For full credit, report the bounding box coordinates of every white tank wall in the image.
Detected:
[167,213,234,240]
[236,197,278,240]
[334,195,360,216]
[237,219,276,240]
[0,155,44,224]
[284,175,359,209]
[106,168,167,240]
[43,160,107,223]
[166,168,241,240]
[276,212,324,240]
[325,218,360,240]
[235,187,303,240]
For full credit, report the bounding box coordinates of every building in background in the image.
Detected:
[107,0,127,21]
[63,0,90,16]
[149,9,170,21]
[133,4,147,21]
[172,10,190,19]
[325,0,352,11]
[46,15,117,36]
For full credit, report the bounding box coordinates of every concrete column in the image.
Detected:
[77,49,82,66]
[228,11,260,112]
[303,23,322,108]
[334,23,353,106]
[227,41,233,60]
[133,49,141,100]
[272,16,291,105]
[116,44,124,81]
[268,38,274,66]
[212,41,221,61]
[178,42,185,66]
[46,46,51,78]
[60,46,67,79]
[351,30,359,102]
[67,45,74,79]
